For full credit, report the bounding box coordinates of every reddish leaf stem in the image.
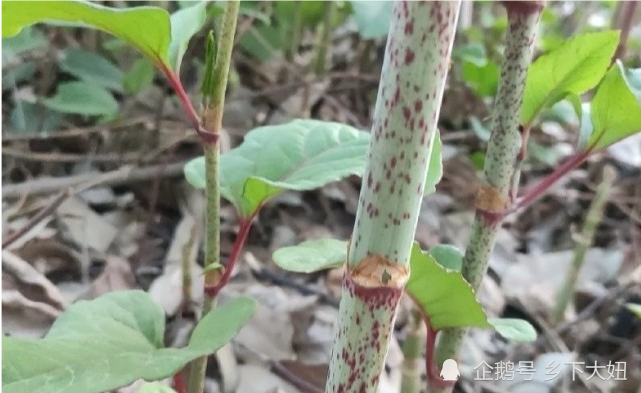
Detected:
[173,371,187,393]
[512,149,591,212]
[205,210,258,298]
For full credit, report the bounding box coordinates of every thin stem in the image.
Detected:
[552,165,615,323]
[314,1,334,75]
[401,308,426,393]
[286,1,303,61]
[187,3,240,393]
[434,3,543,393]
[205,214,257,298]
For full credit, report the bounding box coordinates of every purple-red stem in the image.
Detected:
[204,211,258,298]
[407,293,454,389]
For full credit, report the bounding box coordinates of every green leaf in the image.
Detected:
[521,31,619,125]
[349,1,392,39]
[462,60,500,97]
[185,119,370,217]
[2,26,46,61]
[589,61,641,150]
[424,130,443,195]
[2,1,172,66]
[59,49,124,91]
[2,291,255,393]
[488,318,537,342]
[168,1,207,72]
[43,81,119,116]
[273,239,347,273]
[406,244,489,330]
[136,382,178,393]
[626,303,641,320]
[427,244,463,271]
[10,101,63,135]
[124,58,156,95]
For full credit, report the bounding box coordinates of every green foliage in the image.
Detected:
[43,81,119,116]
[406,244,489,330]
[427,244,463,271]
[124,58,156,95]
[273,239,347,273]
[589,62,641,150]
[349,1,392,39]
[463,60,500,97]
[488,318,537,342]
[521,31,619,125]
[59,49,124,91]
[136,383,178,393]
[168,1,207,72]
[2,1,172,66]
[2,291,255,393]
[184,119,370,217]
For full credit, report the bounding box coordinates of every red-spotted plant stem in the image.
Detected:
[187,2,240,393]
[434,3,543,392]
[324,3,460,393]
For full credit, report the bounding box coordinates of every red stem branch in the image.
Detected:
[511,149,591,212]
[205,211,258,298]
[158,62,201,132]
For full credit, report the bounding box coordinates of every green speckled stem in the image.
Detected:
[349,1,460,267]
[435,4,542,392]
[325,3,460,393]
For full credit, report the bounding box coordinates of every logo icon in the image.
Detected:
[441,359,460,381]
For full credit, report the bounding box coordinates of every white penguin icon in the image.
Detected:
[440,359,460,381]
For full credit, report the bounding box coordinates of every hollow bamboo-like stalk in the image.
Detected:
[324,3,460,393]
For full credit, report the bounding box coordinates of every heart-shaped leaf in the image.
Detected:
[521,31,619,125]
[2,291,255,393]
[489,318,537,342]
[589,61,641,150]
[273,239,347,273]
[168,2,207,72]
[2,1,172,66]
[185,119,370,217]
[406,244,489,330]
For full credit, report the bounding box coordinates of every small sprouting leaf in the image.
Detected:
[406,244,489,330]
[2,1,172,66]
[427,244,463,271]
[626,303,641,320]
[349,1,392,39]
[167,1,207,72]
[135,382,178,393]
[59,49,124,91]
[43,81,119,116]
[424,130,443,195]
[489,318,537,342]
[201,30,216,96]
[2,291,255,393]
[273,239,347,273]
[589,61,641,150]
[185,119,370,217]
[521,31,619,125]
